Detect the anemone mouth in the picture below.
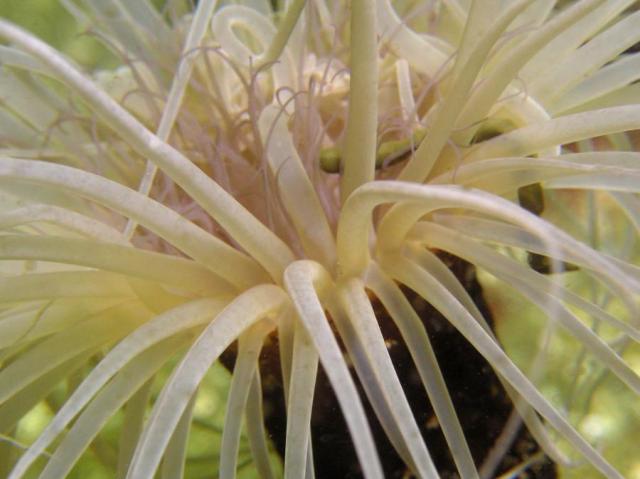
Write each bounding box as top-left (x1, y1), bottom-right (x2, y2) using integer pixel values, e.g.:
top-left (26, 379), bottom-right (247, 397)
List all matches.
top-left (1, 1), bottom-right (640, 478)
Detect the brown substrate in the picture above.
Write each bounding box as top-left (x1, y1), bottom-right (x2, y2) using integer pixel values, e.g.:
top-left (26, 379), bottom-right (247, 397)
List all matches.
top-left (221, 253), bottom-right (557, 478)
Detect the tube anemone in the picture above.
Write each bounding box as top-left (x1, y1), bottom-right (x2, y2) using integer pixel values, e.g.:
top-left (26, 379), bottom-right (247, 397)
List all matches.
top-left (0, 0), bottom-right (639, 478)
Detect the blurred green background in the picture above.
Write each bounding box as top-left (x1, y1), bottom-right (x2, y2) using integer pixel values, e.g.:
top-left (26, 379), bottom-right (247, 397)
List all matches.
top-left (0, 0), bottom-right (118, 69)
